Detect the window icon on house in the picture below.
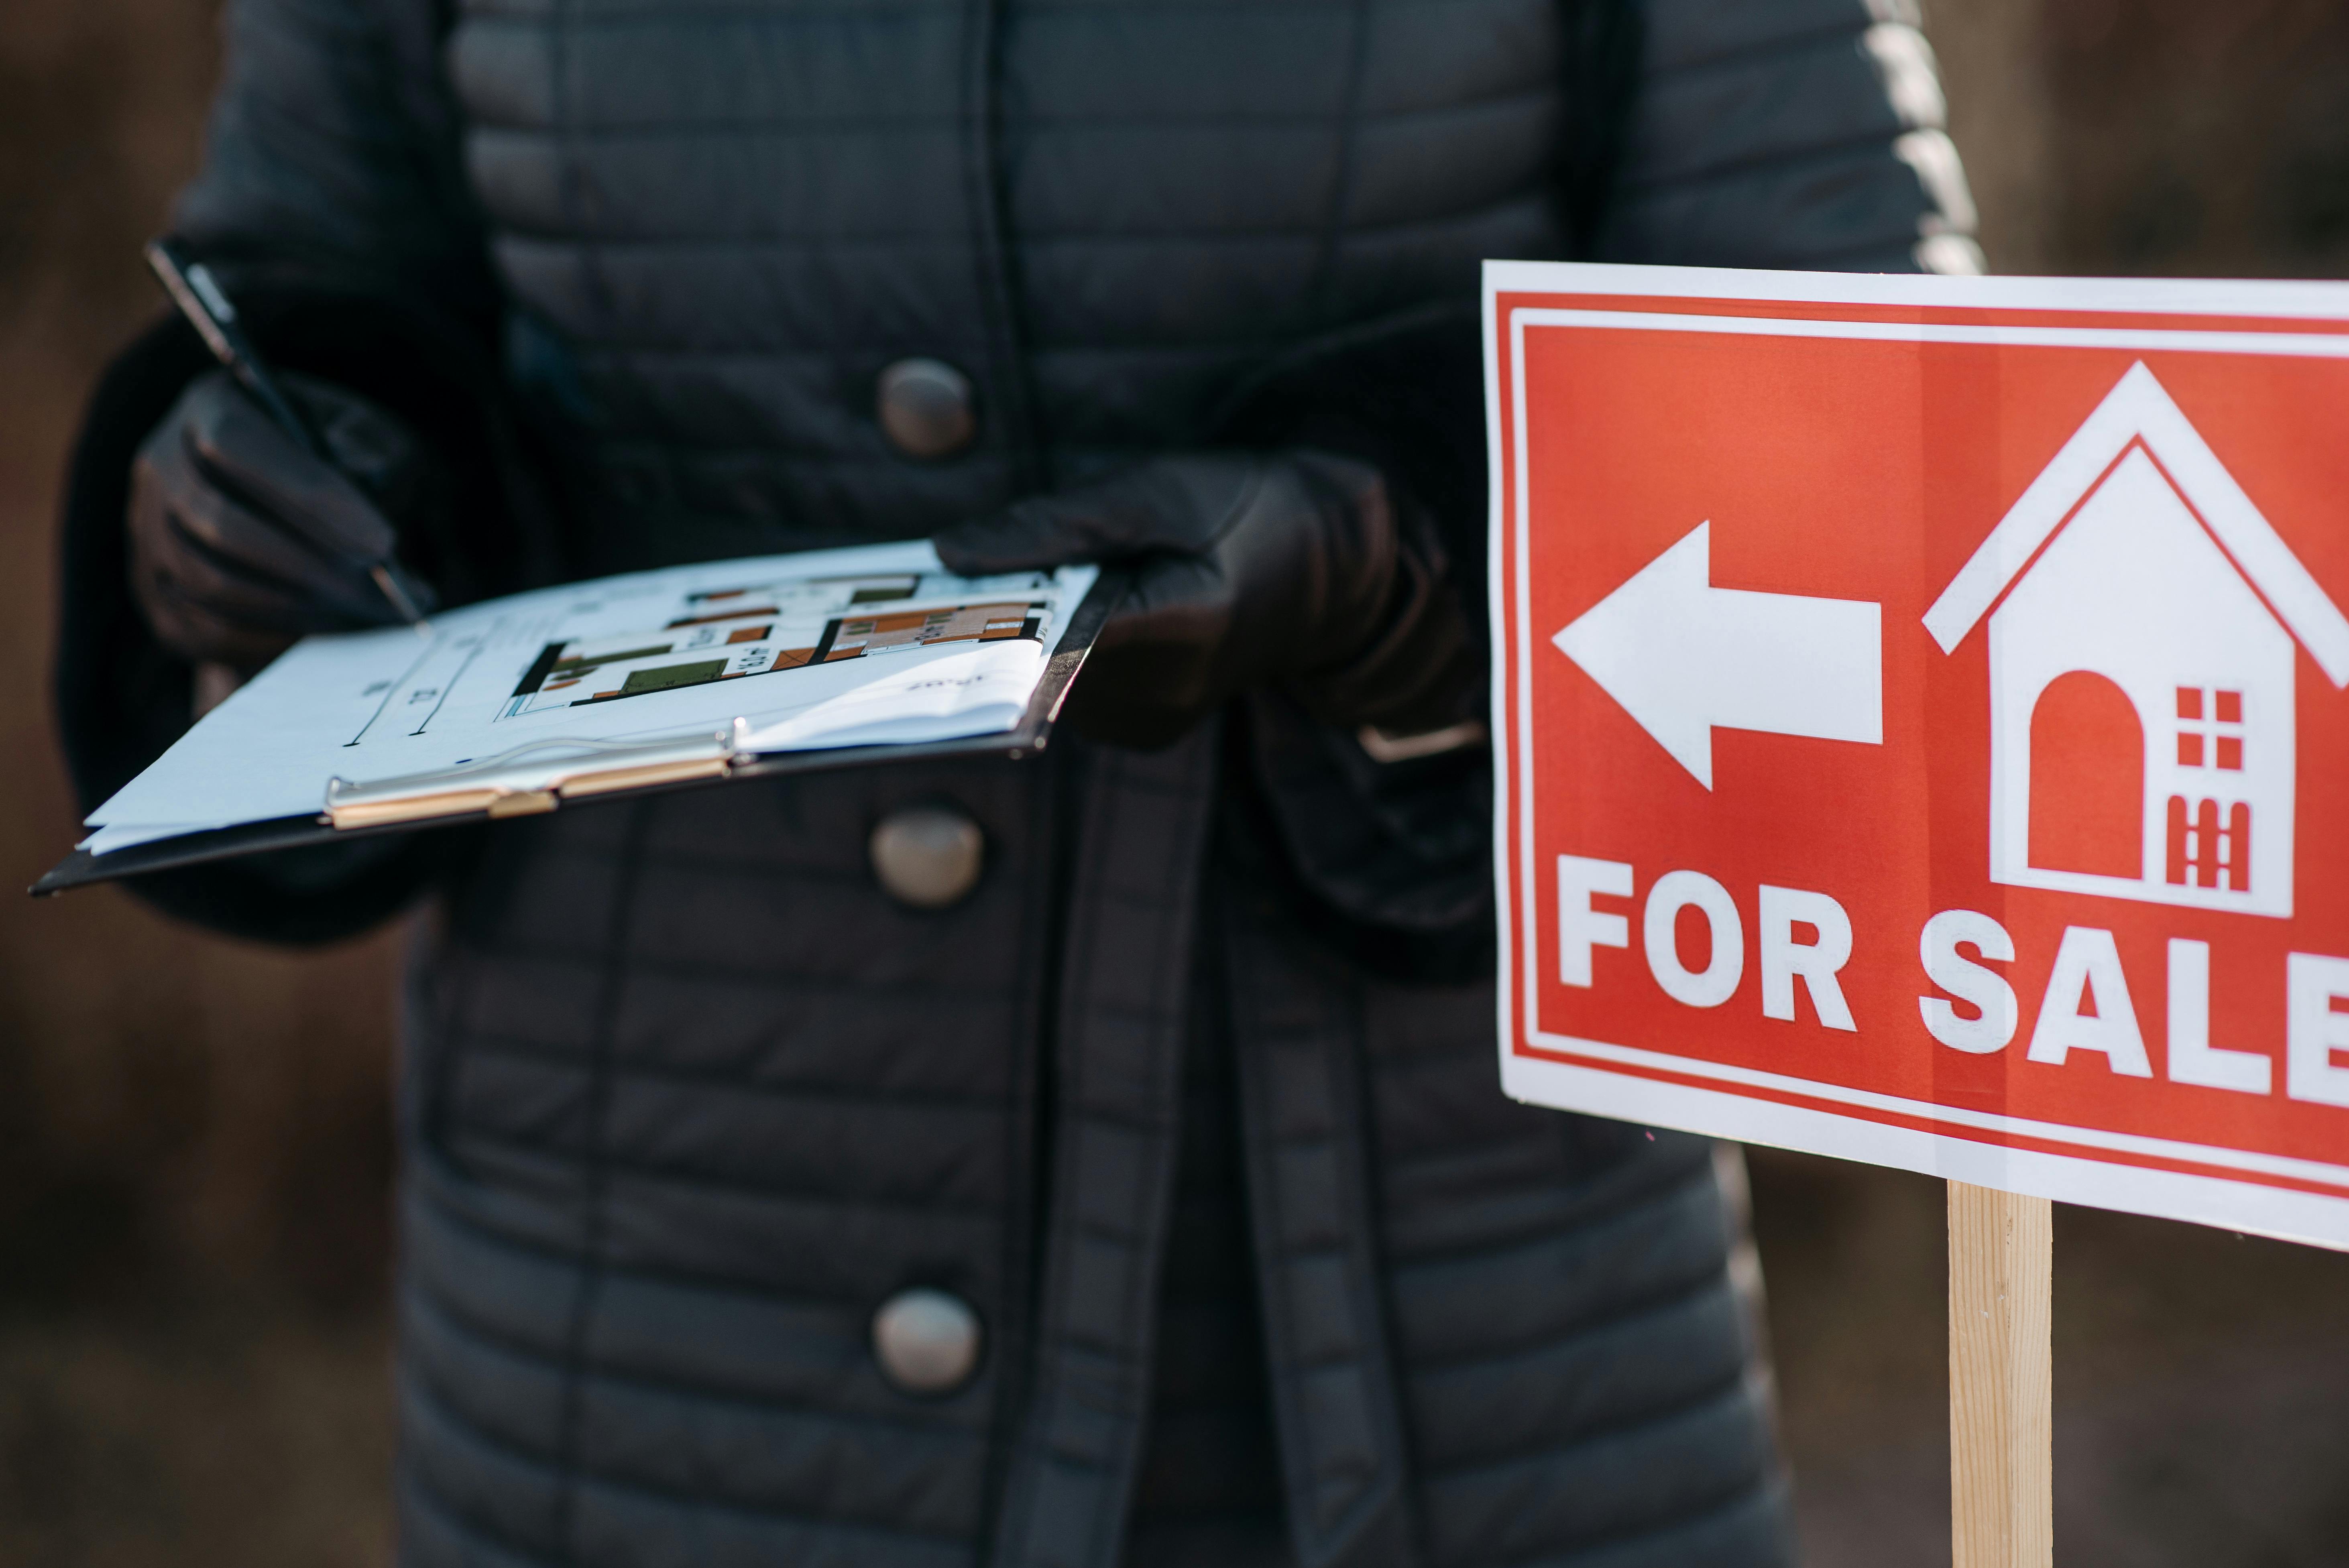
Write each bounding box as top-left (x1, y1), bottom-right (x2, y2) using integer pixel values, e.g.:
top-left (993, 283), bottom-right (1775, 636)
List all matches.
top-left (1923, 362), bottom-right (2349, 920)
top-left (2168, 685), bottom-right (2250, 892)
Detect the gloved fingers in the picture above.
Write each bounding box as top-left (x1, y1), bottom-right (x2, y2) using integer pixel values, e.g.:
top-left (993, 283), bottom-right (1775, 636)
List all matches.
top-left (1058, 554), bottom-right (1230, 748)
top-left (283, 370), bottom-right (431, 512)
top-left (178, 372), bottom-right (403, 567)
top-left (941, 445), bottom-right (1445, 745)
top-left (133, 575), bottom-right (301, 673)
top-left (1289, 545), bottom-right (1476, 734)
top-left (1092, 554), bottom-right (1232, 662)
top-left (150, 502), bottom-right (393, 633)
top-left (934, 454), bottom-right (1266, 575)
top-left (131, 439), bottom-right (397, 628)
top-left (1284, 448), bottom-right (1388, 521)
top-left (134, 434), bottom-right (390, 620)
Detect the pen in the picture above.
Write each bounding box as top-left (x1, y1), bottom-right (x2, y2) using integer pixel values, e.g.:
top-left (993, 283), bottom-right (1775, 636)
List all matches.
top-left (143, 238), bottom-right (430, 628)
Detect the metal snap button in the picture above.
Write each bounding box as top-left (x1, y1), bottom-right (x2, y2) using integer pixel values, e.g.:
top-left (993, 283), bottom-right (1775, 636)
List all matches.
top-left (869, 805), bottom-right (984, 909)
top-left (875, 358), bottom-right (977, 460)
top-left (872, 1287), bottom-right (982, 1395)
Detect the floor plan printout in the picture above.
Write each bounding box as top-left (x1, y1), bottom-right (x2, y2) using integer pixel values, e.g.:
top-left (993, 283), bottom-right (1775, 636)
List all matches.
top-left (84, 543), bottom-right (1097, 855)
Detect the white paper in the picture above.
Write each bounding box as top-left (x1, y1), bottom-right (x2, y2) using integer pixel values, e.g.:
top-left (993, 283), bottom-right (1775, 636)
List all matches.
top-left (86, 542), bottom-right (1097, 853)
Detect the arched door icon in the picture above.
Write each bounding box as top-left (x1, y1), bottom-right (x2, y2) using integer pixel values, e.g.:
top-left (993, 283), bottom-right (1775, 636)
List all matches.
top-left (2027, 669), bottom-right (2143, 878)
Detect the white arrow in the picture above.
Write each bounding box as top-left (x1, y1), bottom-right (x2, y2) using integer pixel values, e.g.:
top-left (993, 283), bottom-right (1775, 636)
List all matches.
top-left (1553, 522), bottom-right (1882, 789)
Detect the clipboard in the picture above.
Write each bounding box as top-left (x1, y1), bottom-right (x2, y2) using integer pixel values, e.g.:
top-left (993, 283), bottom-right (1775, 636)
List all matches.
top-left (34, 568), bottom-right (1122, 896)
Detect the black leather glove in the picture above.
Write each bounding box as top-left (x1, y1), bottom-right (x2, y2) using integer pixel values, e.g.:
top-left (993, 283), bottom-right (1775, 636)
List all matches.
top-left (127, 368), bottom-right (443, 671)
top-left (933, 451), bottom-right (1472, 748)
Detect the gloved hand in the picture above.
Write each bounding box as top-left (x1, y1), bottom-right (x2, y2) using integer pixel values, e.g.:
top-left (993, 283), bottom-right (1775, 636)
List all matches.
top-left (933, 451), bottom-right (1472, 748)
top-left (127, 368), bottom-right (443, 671)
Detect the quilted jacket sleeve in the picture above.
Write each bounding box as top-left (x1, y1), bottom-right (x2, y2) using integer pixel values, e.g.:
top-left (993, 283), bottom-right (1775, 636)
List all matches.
top-left (1600, 0), bottom-right (1984, 274)
top-left (52, 0), bottom-right (533, 945)
top-left (175, 0), bottom-right (486, 301)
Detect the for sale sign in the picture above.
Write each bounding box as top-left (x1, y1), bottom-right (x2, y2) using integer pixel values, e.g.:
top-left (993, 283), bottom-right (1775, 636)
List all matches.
top-left (1488, 262), bottom-right (2349, 1248)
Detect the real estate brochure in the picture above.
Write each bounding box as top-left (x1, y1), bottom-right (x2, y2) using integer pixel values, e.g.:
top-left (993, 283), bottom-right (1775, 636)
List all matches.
top-left (49, 540), bottom-right (1102, 886)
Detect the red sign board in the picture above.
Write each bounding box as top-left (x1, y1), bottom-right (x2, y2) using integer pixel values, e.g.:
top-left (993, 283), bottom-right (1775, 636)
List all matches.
top-left (1487, 263), bottom-right (2349, 1247)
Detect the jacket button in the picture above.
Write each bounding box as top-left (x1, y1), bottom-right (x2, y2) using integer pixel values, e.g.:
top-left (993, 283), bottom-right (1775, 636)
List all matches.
top-left (869, 805), bottom-right (984, 909)
top-left (875, 358), bottom-right (976, 460)
top-left (872, 1288), bottom-right (982, 1394)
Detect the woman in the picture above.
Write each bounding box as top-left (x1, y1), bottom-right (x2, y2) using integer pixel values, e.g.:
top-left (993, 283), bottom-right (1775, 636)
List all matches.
top-left (55, 1), bottom-right (1977, 1563)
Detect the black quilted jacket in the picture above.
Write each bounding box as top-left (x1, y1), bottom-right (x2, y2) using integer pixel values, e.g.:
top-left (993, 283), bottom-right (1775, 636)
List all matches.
top-left (52, 2), bottom-right (1975, 1565)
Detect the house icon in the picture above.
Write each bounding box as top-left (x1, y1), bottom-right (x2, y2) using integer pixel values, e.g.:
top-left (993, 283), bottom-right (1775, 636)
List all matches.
top-left (1924, 362), bottom-right (2349, 920)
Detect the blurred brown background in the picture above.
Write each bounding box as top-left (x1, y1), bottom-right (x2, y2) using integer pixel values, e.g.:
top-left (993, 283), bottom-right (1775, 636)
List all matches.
top-left (3, 2), bottom-right (2348, 1564)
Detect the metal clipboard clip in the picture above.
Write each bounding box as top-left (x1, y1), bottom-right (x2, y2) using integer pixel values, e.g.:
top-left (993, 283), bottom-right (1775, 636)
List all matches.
top-left (324, 723), bottom-right (751, 830)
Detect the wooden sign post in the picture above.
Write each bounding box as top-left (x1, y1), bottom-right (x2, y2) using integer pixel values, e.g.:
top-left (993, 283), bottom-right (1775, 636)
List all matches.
top-left (1949, 1183), bottom-right (2052, 1568)
top-left (1485, 260), bottom-right (2349, 1564)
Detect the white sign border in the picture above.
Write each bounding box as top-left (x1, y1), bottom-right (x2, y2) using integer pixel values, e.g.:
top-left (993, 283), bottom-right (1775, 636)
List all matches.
top-left (1485, 261), bottom-right (2349, 1252)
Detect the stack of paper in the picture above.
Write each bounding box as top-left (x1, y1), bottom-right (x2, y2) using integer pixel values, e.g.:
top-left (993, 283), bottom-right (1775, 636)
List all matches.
top-left (83, 542), bottom-right (1098, 856)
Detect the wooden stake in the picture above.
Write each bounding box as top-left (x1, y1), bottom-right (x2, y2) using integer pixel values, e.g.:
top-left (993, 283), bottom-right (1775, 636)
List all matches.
top-left (1948, 1180), bottom-right (2052, 1568)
